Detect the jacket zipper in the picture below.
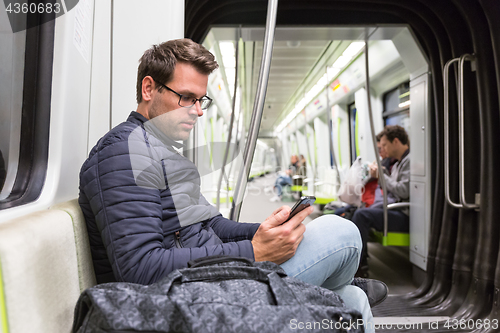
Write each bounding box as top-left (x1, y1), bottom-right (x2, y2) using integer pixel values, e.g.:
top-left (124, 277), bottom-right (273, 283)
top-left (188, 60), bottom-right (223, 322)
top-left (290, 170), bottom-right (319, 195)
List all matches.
top-left (174, 231), bottom-right (183, 248)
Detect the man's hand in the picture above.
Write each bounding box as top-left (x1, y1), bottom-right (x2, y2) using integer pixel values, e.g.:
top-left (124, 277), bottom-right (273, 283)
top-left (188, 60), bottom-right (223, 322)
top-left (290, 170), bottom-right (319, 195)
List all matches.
top-left (369, 162), bottom-right (379, 178)
top-left (251, 205), bottom-right (312, 264)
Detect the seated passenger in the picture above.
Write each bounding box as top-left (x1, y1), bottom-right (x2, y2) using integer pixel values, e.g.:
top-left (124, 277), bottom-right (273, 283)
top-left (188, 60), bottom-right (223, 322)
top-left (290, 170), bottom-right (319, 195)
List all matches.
top-left (78, 39), bottom-right (386, 332)
top-left (294, 154), bottom-right (307, 192)
top-left (270, 155), bottom-right (299, 202)
top-left (351, 125), bottom-right (410, 277)
top-left (334, 131), bottom-right (397, 218)
top-left (298, 154), bottom-right (307, 179)
top-left (377, 131), bottom-right (398, 174)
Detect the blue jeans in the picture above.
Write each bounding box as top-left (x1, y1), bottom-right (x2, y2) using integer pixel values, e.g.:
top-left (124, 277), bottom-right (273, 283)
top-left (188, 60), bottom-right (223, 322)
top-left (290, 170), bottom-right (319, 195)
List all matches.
top-left (274, 175), bottom-right (292, 196)
top-left (280, 214), bottom-right (374, 333)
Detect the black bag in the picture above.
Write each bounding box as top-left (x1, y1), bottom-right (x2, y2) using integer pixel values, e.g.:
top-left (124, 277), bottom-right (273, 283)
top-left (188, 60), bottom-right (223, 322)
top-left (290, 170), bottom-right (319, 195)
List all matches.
top-left (72, 256), bottom-right (364, 333)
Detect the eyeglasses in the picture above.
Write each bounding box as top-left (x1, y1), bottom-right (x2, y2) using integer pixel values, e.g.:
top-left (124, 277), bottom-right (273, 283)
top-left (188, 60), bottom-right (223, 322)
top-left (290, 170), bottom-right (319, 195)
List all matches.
top-left (153, 79), bottom-right (212, 110)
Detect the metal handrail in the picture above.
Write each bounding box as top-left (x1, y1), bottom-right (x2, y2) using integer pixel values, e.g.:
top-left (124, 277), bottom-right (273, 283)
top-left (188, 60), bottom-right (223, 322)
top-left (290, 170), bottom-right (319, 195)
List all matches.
top-left (325, 68), bottom-right (342, 191)
top-left (364, 34), bottom-right (389, 238)
top-left (443, 57), bottom-right (463, 208)
top-left (230, 0), bottom-right (278, 221)
top-left (443, 54), bottom-right (480, 210)
top-left (303, 116), bottom-right (316, 197)
top-left (458, 54), bottom-right (479, 209)
top-left (387, 202), bottom-right (410, 210)
top-left (216, 28), bottom-right (241, 210)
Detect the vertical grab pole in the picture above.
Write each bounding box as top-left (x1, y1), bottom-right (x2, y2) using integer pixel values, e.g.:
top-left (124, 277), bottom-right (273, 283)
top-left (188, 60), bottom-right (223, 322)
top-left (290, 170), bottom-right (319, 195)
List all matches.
top-left (443, 57), bottom-right (463, 208)
top-left (325, 69), bottom-right (341, 189)
top-left (216, 28), bottom-right (241, 210)
top-left (230, 0), bottom-right (278, 221)
top-left (363, 32), bottom-right (389, 241)
top-left (458, 54), bottom-right (479, 209)
top-left (303, 108), bottom-right (316, 196)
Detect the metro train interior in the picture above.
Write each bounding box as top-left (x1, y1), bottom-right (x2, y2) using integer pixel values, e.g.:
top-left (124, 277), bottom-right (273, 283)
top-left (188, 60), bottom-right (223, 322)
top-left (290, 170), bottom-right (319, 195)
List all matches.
top-left (1, 0), bottom-right (500, 332)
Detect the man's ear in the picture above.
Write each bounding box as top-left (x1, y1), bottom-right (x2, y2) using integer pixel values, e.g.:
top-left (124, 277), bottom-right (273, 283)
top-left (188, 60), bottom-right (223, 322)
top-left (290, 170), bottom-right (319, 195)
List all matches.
top-left (141, 76), bottom-right (156, 102)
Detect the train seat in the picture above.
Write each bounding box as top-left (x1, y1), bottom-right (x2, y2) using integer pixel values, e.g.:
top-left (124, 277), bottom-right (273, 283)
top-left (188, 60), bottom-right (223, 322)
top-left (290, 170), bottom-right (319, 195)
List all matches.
top-left (304, 168), bottom-right (338, 205)
top-left (370, 229), bottom-right (410, 246)
top-left (0, 199), bottom-right (96, 333)
top-left (369, 202), bottom-right (410, 246)
top-left (52, 199), bottom-right (97, 291)
top-left (291, 174), bottom-right (305, 193)
top-left (321, 201), bottom-right (410, 247)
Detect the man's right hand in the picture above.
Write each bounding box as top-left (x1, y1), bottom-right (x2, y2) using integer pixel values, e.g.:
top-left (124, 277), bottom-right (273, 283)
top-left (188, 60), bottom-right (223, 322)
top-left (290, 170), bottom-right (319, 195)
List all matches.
top-left (251, 205), bottom-right (312, 264)
top-left (369, 162), bottom-right (379, 178)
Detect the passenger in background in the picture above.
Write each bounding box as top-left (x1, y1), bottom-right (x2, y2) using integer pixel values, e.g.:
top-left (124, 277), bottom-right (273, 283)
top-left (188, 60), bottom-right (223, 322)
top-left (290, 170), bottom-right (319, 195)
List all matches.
top-left (376, 131), bottom-right (397, 174)
top-left (334, 131), bottom-right (395, 218)
top-left (293, 154), bottom-right (307, 195)
top-left (78, 39), bottom-right (386, 332)
top-left (299, 154), bottom-right (307, 176)
top-left (351, 125), bottom-right (410, 277)
top-left (361, 132), bottom-right (399, 209)
top-left (0, 150), bottom-right (6, 191)
top-left (269, 154), bottom-right (299, 202)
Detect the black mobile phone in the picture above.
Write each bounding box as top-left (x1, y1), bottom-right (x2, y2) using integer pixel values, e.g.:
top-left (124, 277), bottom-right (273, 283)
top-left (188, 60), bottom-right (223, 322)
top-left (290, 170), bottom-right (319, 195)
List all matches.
top-left (284, 196), bottom-right (316, 222)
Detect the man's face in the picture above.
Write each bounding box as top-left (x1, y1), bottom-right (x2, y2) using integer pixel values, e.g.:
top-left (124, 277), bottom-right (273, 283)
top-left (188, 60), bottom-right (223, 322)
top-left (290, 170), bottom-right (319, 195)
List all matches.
top-left (377, 141), bottom-right (388, 159)
top-left (380, 135), bottom-right (397, 159)
top-left (148, 62), bottom-right (209, 141)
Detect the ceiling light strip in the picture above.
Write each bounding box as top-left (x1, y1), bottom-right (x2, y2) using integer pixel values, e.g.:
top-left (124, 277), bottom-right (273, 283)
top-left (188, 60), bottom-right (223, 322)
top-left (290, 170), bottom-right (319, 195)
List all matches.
top-left (276, 41), bottom-right (365, 133)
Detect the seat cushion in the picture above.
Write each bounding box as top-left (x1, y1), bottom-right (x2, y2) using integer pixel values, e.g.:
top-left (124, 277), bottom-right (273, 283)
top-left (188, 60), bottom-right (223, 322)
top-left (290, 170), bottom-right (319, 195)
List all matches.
top-left (0, 209), bottom-right (80, 333)
top-left (52, 199), bottom-right (97, 291)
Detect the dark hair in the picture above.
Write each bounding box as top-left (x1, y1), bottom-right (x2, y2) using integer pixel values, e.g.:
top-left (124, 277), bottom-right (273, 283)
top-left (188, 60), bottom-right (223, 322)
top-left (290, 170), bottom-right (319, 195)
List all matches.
top-left (382, 125), bottom-right (409, 145)
top-left (136, 39), bottom-right (219, 103)
top-left (376, 131), bottom-right (384, 142)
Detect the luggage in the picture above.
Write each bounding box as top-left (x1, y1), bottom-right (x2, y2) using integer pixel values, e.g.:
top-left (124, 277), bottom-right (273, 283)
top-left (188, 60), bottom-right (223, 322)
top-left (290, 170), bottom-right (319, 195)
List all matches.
top-left (72, 256), bottom-right (364, 333)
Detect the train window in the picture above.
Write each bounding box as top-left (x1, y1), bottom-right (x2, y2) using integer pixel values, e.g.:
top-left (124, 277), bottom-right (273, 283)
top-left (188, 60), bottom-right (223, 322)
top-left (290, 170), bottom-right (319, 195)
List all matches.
top-left (0, 7), bottom-right (55, 209)
top-left (382, 82), bottom-right (410, 131)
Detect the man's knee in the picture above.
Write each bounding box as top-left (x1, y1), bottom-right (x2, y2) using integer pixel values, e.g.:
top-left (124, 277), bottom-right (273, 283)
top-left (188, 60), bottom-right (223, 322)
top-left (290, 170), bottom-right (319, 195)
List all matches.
top-left (352, 209), bottom-right (374, 225)
top-left (309, 214), bottom-right (362, 249)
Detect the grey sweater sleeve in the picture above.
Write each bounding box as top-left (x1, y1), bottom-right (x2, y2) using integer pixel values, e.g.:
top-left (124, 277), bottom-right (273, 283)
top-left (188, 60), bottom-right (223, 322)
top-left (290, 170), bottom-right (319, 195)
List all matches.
top-left (383, 156), bottom-right (410, 200)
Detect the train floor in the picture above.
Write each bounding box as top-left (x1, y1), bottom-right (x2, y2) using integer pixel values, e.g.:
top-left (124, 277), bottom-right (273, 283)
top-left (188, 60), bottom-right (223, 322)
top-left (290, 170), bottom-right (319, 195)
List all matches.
top-left (238, 173), bottom-right (471, 332)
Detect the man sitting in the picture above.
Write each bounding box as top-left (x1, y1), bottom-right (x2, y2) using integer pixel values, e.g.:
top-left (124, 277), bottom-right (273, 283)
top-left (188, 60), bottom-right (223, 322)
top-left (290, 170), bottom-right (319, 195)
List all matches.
top-left (78, 39), bottom-right (387, 332)
top-left (333, 131), bottom-right (397, 218)
top-left (351, 125), bottom-right (410, 277)
top-left (270, 154), bottom-right (299, 202)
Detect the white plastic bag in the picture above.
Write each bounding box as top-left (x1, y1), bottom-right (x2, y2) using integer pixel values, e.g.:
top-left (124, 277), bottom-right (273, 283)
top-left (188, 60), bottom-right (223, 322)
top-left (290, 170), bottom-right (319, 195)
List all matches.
top-left (338, 157), bottom-right (367, 207)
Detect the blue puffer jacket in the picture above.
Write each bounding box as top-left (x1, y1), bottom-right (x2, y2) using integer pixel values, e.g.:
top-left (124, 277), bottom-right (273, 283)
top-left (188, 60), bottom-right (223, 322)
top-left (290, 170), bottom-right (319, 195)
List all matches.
top-left (79, 112), bottom-right (260, 285)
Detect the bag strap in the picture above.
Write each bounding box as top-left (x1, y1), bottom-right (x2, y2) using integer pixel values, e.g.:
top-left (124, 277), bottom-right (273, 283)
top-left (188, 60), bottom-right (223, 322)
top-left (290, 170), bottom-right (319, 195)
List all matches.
top-left (187, 255), bottom-right (254, 268)
top-left (163, 266), bottom-right (299, 306)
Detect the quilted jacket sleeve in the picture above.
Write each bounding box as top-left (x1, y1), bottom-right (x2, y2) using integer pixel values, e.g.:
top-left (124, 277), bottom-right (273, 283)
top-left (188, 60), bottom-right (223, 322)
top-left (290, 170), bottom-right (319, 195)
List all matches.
top-left (207, 215), bottom-right (261, 242)
top-left (84, 135), bottom-right (258, 285)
